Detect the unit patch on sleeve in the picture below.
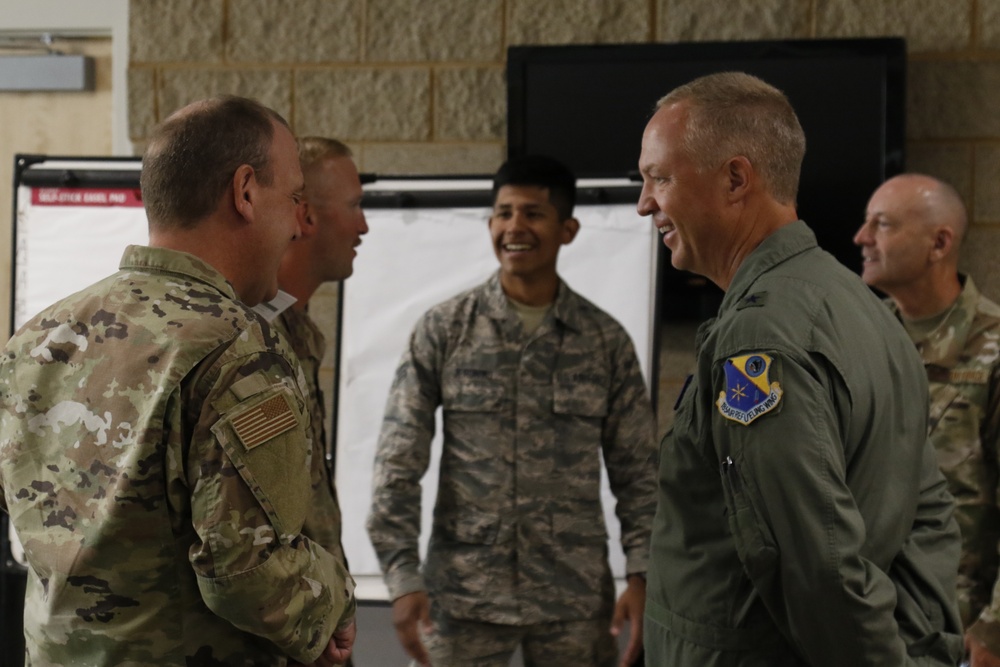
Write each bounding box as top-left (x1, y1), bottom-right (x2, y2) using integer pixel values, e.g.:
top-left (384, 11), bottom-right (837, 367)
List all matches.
top-left (716, 353), bottom-right (783, 425)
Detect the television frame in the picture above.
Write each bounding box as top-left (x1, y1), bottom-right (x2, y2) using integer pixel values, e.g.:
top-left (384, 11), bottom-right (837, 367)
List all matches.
top-left (507, 38), bottom-right (907, 317)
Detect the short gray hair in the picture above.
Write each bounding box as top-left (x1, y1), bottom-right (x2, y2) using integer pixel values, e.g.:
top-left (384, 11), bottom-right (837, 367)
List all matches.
top-left (141, 95), bottom-right (288, 230)
top-left (658, 71), bottom-right (806, 205)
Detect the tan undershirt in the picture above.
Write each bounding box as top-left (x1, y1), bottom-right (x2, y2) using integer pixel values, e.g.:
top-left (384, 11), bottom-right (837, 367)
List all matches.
top-left (508, 297), bottom-right (552, 335)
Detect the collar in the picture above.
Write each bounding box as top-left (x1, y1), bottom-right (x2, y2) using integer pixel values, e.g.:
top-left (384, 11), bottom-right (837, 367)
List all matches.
top-left (482, 271), bottom-right (584, 333)
top-left (719, 221), bottom-right (818, 313)
top-left (900, 274), bottom-right (980, 368)
top-left (118, 245), bottom-right (238, 301)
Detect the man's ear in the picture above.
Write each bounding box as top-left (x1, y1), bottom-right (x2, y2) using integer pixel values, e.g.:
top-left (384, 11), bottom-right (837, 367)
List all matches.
top-left (929, 226), bottom-right (955, 262)
top-left (724, 156), bottom-right (752, 201)
top-left (560, 217), bottom-right (580, 245)
top-left (296, 200), bottom-right (314, 237)
top-left (232, 164), bottom-right (257, 222)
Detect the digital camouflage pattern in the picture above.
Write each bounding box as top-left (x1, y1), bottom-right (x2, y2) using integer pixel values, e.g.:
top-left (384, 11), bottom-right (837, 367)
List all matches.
top-left (420, 607), bottom-right (617, 666)
top-left (0, 246), bottom-right (355, 667)
top-left (273, 307), bottom-right (347, 565)
top-left (891, 276), bottom-right (1000, 650)
top-left (646, 222), bottom-right (963, 666)
top-left (367, 272), bottom-right (657, 628)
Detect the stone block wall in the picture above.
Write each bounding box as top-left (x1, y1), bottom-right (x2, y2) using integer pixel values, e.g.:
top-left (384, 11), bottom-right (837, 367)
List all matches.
top-left (128, 0), bottom-right (1000, 433)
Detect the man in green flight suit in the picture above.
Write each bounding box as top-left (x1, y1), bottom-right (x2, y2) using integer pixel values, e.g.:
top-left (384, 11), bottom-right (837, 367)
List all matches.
top-left (0, 96), bottom-right (356, 666)
top-left (857, 174), bottom-right (1000, 666)
top-left (638, 72), bottom-right (963, 665)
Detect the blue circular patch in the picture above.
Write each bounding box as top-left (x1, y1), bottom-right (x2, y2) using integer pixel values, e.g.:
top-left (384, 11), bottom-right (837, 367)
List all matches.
top-left (746, 355), bottom-right (766, 377)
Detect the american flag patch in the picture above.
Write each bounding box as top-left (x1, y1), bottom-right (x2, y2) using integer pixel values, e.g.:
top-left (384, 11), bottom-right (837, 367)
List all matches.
top-left (231, 393), bottom-right (298, 449)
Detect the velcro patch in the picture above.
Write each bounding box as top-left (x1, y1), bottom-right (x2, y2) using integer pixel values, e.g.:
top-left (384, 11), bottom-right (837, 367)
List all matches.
top-left (950, 369), bottom-right (990, 385)
top-left (231, 393), bottom-right (298, 449)
top-left (716, 353), bottom-right (782, 425)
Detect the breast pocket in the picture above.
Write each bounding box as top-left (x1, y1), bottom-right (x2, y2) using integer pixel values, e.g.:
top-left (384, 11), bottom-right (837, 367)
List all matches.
top-left (928, 380), bottom-right (987, 481)
top-left (552, 372), bottom-right (609, 419)
top-left (441, 369), bottom-right (504, 413)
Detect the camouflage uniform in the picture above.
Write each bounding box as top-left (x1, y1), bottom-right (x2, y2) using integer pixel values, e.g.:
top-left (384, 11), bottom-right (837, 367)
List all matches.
top-left (645, 222), bottom-right (963, 666)
top-left (889, 276), bottom-right (1000, 649)
top-left (273, 306), bottom-right (347, 565)
top-left (0, 246), bottom-right (355, 667)
top-left (367, 272), bottom-right (656, 664)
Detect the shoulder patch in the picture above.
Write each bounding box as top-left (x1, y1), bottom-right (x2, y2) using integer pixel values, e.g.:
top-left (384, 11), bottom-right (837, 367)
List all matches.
top-left (230, 393), bottom-right (298, 449)
top-left (716, 353), bottom-right (782, 425)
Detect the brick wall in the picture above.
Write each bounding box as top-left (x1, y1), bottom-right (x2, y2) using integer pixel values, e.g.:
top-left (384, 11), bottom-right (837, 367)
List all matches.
top-left (128, 0), bottom-right (1000, 431)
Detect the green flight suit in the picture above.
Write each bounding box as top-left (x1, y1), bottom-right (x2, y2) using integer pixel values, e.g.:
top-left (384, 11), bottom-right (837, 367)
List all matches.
top-left (645, 221), bottom-right (963, 666)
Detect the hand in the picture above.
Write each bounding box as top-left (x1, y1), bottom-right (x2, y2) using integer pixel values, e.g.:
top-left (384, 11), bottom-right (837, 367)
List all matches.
top-left (610, 574), bottom-right (646, 667)
top-left (292, 620), bottom-right (356, 667)
top-left (392, 591), bottom-right (433, 667)
top-left (967, 632), bottom-right (1000, 667)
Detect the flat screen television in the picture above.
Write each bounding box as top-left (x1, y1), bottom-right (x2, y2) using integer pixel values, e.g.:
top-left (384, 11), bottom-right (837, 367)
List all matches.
top-left (507, 38), bottom-right (906, 318)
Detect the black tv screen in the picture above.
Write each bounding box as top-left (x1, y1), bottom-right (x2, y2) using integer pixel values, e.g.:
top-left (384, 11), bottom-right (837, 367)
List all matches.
top-left (507, 39), bottom-right (906, 317)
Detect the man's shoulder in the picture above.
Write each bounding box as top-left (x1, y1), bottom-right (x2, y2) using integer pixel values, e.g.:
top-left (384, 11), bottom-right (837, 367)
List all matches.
top-left (416, 280), bottom-right (492, 326)
top-left (973, 291), bottom-right (1000, 324)
top-left (552, 281), bottom-right (632, 340)
top-left (715, 255), bottom-right (895, 357)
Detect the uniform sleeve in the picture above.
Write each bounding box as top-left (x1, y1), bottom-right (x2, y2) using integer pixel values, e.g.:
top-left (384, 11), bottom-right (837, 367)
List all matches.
top-left (968, 362), bottom-right (1000, 651)
top-left (367, 314), bottom-right (442, 601)
top-left (183, 350), bottom-right (355, 665)
top-left (600, 331), bottom-right (657, 576)
top-left (716, 351), bottom-right (911, 665)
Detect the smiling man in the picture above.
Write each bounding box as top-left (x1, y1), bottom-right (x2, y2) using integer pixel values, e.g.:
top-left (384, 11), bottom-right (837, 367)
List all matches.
top-left (274, 136), bottom-right (368, 570)
top-left (368, 155), bottom-right (657, 667)
top-left (638, 72), bottom-right (963, 666)
top-left (856, 174), bottom-right (1000, 666)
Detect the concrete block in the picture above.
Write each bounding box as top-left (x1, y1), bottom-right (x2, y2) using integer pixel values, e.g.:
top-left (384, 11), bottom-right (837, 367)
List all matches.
top-left (159, 69), bottom-right (292, 121)
top-left (905, 142), bottom-right (973, 204)
top-left (980, 0), bottom-right (1000, 49)
top-left (359, 142), bottom-right (503, 175)
top-left (129, 0), bottom-right (224, 63)
top-left (127, 66), bottom-right (156, 140)
top-left (367, 0), bottom-right (502, 62)
top-left (908, 61), bottom-right (1000, 139)
top-left (960, 226), bottom-right (1000, 302)
top-left (815, 0), bottom-right (971, 52)
top-left (435, 68), bottom-right (505, 141)
top-left (508, 0), bottom-right (649, 45)
top-left (295, 68), bottom-right (431, 141)
top-left (974, 143), bottom-right (1000, 223)
top-left (227, 0), bottom-right (360, 63)
top-left (658, 0), bottom-right (810, 41)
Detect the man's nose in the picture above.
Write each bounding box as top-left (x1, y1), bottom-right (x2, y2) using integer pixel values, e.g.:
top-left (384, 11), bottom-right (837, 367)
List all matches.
top-left (637, 183), bottom-right (657, 217)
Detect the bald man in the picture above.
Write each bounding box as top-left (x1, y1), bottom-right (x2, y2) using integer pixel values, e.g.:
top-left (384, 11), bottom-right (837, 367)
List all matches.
top-left (856, 173), bottom-right (1000, 665)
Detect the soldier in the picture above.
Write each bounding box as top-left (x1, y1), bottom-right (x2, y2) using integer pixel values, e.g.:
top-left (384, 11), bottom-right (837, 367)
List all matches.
top-left (367, 155), bottom-right (657, 667)
top-left (274, 136), bottom-right (368, 565)
top-left (638, 72), bottom-right (963, 665)
top-left (0, 96), bottom-right (355, 666)
top-left (855, 173), bottom-right (1000, 666)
